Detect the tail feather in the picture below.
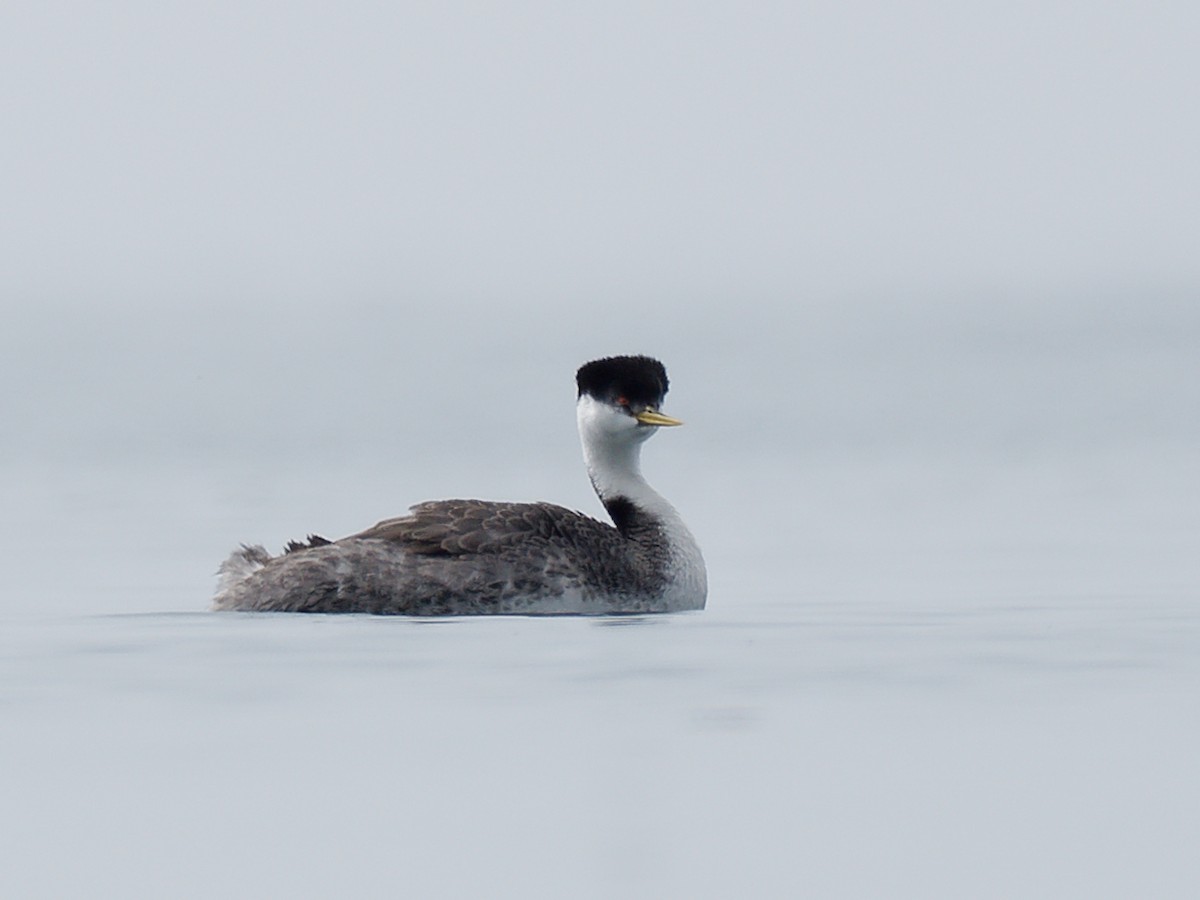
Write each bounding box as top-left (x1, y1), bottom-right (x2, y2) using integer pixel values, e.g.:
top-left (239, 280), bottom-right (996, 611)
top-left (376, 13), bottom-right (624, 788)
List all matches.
top-left (213, 544), bottom-right (272, 610)
top-left (284, 534), bottom-right (332, 554)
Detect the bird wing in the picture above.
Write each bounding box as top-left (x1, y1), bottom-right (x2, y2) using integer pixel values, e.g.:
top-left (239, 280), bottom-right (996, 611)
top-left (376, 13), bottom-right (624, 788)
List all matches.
top-left (350, 499), bottom-right (622, 558)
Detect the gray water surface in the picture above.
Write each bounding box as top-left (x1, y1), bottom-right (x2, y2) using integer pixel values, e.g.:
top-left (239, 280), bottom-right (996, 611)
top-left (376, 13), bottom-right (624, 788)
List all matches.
top-left (3, 423), bottom-right (1197, 898)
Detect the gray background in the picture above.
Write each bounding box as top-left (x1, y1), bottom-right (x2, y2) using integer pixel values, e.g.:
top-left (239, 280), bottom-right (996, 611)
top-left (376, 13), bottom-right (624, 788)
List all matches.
top-left (2, 3), bottom-right (1198, 897)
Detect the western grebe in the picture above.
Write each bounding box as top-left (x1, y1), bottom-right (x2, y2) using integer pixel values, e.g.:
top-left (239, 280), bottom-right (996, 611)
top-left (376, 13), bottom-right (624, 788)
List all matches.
top-left (212, 355), bottom-right (707, 615)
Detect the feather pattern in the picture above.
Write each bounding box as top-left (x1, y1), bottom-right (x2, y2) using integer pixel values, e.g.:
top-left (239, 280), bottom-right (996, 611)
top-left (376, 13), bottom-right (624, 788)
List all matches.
top-left (214, 500), bottom-right (673, 615)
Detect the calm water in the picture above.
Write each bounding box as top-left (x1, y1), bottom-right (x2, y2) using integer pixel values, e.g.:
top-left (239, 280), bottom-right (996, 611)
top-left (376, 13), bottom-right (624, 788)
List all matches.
top-left (3, 443), bottom-right (1198, 899)
top-left (2, 300), bottom-right (1198, 897)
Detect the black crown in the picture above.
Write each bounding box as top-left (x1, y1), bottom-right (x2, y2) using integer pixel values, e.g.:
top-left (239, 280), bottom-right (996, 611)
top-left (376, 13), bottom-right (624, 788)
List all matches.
top-left (576, 355), bottom-right (669, 405)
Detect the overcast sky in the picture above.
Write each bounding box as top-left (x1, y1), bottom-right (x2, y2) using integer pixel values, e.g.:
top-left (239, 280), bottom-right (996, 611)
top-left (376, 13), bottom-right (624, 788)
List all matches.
top-left (2, 1), bottom-right (1197, 480)
top-left (3, 1), bottom-right (1197, 314)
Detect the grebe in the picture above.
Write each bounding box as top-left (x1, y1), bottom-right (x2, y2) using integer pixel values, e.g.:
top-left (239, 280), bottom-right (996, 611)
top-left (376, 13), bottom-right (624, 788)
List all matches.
top-left (213, 355), bottom-right (706, 614)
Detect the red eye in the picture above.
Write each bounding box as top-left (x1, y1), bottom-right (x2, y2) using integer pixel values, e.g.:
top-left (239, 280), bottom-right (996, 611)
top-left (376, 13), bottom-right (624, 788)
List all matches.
top-left (616, 396), bottom-right (629, 406)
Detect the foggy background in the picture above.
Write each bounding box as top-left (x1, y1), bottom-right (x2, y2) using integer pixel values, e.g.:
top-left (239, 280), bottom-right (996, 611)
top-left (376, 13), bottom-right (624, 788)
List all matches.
top-left (4, 0), bottom-right (1197, 462)
top-left (2, 2), bottom-right (1198, 897)
top-left (3, 0), bottom-right (1196, 611)
top-left (4, 1), bottom-right (1199, 306)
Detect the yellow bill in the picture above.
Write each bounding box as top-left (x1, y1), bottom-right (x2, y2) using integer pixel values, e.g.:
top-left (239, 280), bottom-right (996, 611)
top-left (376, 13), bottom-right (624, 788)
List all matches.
top-left (635, 409), bottom-right (684, 427)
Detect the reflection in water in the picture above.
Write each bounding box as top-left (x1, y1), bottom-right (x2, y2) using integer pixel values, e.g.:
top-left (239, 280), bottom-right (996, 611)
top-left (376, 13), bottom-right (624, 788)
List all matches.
top-left (592, 615), bottom-right (659, 627)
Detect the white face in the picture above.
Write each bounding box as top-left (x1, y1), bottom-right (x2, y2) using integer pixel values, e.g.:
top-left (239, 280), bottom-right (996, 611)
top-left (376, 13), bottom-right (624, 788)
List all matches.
top-left (576, 394), bottom-right (658, 447)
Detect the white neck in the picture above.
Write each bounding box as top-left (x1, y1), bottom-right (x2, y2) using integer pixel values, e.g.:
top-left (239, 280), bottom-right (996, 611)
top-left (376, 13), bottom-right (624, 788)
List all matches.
top-left (575, 395), bottom-right (708, 609)
top-left (576, 396), bottom-right (669, 515)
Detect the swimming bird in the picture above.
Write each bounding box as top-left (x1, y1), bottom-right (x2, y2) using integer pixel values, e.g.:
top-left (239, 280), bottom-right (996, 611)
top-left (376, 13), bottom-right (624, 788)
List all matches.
top-left (212, 355), bottom-right (706, 615)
